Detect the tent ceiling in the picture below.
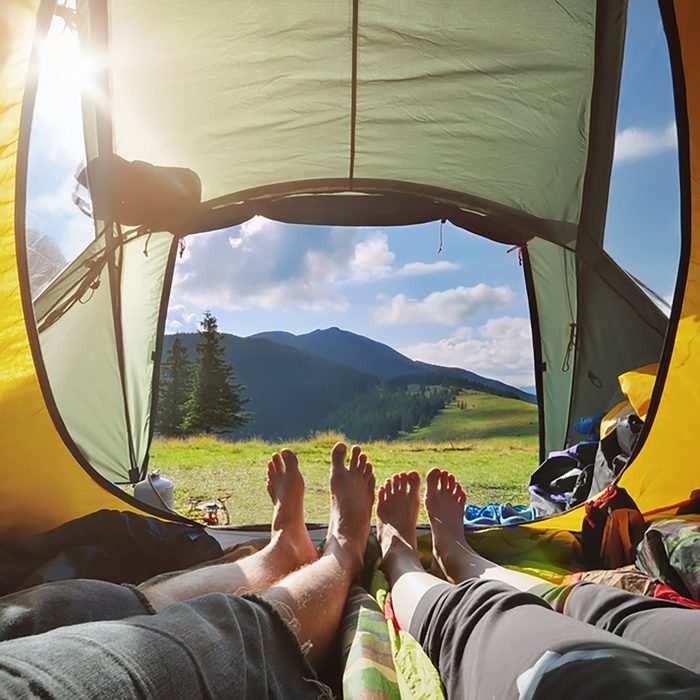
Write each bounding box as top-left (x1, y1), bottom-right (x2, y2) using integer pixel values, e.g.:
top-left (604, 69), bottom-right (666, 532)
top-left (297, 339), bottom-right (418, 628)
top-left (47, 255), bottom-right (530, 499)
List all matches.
top-left (80, 0), bottom-right (617, 242)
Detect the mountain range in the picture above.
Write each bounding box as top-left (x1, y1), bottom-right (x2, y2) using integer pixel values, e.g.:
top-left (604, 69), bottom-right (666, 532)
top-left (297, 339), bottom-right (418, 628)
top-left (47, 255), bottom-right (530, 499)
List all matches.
top-left (162, 327), bottom-right (535, 440)
top-left (253, 327), bottom-right (535, 402)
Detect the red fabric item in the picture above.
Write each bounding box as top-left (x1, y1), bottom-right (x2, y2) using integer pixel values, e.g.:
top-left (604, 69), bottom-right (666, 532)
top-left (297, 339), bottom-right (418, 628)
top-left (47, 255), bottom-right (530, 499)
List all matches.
top-left (384, 593), bottom-right (401, 633)
top-left (654, 583), bottom-right (700, 609)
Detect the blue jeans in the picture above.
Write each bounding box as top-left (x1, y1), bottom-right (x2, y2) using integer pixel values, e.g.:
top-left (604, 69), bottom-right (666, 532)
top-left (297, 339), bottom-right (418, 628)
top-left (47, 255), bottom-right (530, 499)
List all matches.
top-left (0, 580), bottom-right (329, 699)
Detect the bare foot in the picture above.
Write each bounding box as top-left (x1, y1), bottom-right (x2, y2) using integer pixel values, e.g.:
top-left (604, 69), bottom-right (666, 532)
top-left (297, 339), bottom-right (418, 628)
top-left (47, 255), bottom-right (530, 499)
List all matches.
top-left (267, 449), bottom-right (318, 568)
top-left (325, 443), bottom-right (375, 576)
top-left (425, 468), bottom-right (468, 581)
top-left (375, 470), bottom-right (424, 587)
top-left (376, 471), bottom-right (421, 554)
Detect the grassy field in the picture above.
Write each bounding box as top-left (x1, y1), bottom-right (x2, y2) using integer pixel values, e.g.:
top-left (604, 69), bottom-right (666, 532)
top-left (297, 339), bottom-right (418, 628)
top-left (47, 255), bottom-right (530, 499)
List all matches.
top-left (406, 389), bottom-right (539, 441)
top-left (148, 390), bottom-right (540, 525)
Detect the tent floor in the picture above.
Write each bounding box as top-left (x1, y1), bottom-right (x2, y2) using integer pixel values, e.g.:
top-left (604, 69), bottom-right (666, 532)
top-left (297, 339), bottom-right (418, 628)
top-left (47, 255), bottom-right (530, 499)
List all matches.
top-left (206, 523), bottom-right (433, 549)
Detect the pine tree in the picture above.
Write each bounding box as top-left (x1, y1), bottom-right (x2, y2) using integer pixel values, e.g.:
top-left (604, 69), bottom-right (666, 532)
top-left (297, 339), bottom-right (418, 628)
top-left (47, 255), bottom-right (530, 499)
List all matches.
top-left (156, 334), bottom-right (193, 436)
top-left (182, 311), bottom-right (250, 434)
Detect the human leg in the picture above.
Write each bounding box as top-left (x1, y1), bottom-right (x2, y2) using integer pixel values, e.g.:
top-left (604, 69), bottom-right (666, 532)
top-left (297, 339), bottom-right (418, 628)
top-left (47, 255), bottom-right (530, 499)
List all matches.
top-left (262, 442), bottom-right (376, 668)
top-left (0, 443), bottom-right (375, 698)
top-left (425, 467), bottom-right (544, 591)
top-left (542, 581), bottom-right (700, 673)
top-left (0, 579), bottom-right (152, 642)
top-left (428, 468), bottom-right (700, 673)
top-left (409, 577), bottom-right (700, 700)
top-left (0, 449), bottom-right (316, 642)
top-left (0, 590), bottom-right (330, 699)
top-left (141, 448), bottom-right (318, 611)
top-left (379, 471), bottom-right (700, 699)
top-left (375, 469), bottom-right (540, 630)
top-left (376, 470), bottom-right (447, 630)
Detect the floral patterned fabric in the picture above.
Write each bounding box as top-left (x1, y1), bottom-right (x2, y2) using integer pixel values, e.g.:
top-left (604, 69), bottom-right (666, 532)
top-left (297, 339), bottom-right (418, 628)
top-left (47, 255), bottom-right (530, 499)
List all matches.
top-left (636, 516), bottom-right (700, 601)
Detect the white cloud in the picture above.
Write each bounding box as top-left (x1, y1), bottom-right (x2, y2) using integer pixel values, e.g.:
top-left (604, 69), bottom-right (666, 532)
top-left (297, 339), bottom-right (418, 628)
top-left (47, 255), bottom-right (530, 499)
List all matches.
top-left (347, 233), bottom-right (395, 281)
top-left (228, 215), bottom-right (270, 250)
top-left (613, 122), bottom-right (677, 164)
top-left (397, 261), bottom-right (460, 276)
top-left (172, 220), bottom-right (461, 314)
top-left (374, 284), bottom-right (514, 326)
top-left (165, 304), bottom-right (199, 332)
top-left (173, 219), bottom-right (354, 312)
top-left (401, 317), bottom-right (534, 386)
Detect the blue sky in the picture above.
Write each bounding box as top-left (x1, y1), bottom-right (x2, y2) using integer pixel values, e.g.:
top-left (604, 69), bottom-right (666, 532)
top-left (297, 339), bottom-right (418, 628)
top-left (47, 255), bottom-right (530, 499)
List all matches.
top-left (27, 1), bottom-right (680, 389)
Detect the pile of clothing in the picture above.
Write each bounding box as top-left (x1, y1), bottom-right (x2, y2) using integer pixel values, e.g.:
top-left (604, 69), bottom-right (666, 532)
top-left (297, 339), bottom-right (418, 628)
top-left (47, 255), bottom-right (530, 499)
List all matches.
top-left (528, 412), bottom-right (645, 518)
top-left (568, 511), bottom-right (700, 610)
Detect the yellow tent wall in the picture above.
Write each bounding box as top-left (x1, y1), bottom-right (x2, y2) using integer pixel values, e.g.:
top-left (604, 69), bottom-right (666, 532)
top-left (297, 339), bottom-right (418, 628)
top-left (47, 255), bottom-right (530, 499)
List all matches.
top-left (530, 0), bottom-right (699, 532)
top-left (0, 0), bottom-right (162, 539)
top-left (617, 0), bottom-right (700, 512)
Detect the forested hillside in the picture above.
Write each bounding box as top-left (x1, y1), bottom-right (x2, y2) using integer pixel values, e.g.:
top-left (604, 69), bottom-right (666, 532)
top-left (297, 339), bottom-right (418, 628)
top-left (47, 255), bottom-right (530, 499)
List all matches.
top-left (160, 328), bottom-right (535, 441)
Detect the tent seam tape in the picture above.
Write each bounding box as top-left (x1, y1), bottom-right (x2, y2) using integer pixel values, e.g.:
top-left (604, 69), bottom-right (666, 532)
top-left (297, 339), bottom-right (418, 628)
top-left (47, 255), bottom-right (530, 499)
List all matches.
top-left (348, 0), bottom-right (359, 186)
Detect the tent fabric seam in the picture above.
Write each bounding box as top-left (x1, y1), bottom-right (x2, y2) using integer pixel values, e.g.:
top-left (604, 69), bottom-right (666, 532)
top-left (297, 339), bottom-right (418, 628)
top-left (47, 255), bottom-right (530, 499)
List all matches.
top-left (141, 235), bottom-right (181, 480)
top-left (108, 222), bottom-right (139, 479)
top-left (348, 0), bottom-right (359, 186)
top-left (522, 246), bottom-right (547, 463)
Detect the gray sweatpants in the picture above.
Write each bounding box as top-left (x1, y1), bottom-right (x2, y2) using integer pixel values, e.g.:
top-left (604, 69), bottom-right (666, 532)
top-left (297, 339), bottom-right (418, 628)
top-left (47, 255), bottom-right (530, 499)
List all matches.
top-left (0, 580), bottom-right (329, 699)
top-left (410, 579), bottom-right (700, 700)
top-left (539, 580), bottom-right (700, 673)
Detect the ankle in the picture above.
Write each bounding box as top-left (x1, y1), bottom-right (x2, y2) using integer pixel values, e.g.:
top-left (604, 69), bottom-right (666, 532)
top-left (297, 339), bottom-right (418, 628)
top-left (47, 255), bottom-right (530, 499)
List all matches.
top-left (380, 536), bottom-right (424, 585)
top-left (324, 534), bottom-right (365, 577)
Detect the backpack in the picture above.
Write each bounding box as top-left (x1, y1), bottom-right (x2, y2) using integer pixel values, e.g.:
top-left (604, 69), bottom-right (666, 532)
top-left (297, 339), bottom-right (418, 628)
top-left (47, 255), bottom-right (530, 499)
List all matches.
top-left (528, 443), bottom-right (598, 517)
top-left (589, 413), bottom-right (644, 497)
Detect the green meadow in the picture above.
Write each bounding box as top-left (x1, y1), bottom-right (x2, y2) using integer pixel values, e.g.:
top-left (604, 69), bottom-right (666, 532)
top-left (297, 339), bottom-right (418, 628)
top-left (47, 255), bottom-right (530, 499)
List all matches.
top-left (148, 390), bottom-right (540, 525)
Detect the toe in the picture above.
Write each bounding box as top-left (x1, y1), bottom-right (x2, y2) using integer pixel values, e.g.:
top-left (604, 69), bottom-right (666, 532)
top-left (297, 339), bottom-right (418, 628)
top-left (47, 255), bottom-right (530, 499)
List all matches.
top-left (331, 442), bottom-right (347, 473)
top-left (266, 462), bottom-right (276, 499)
top-left (447, 474), bottom-right (455, 492)
top-left (440, 470), bottom-right (449, 491)
top-left (384, 477), bottom-right (393, 494)
top-left (280, 448), bottom-right (299, 474)
top-left (392, 474), bottom-right (402, 493)
top-left (272, 452), bottom-right (285, 473)
top-left (426, 468), bottom-right (441, 493)
top-left (358, 452), bottom-right (367, 473)
top-left (407, 471), bottom-right (420, 493)
top-left (349, 445), bottom-right (361, 471)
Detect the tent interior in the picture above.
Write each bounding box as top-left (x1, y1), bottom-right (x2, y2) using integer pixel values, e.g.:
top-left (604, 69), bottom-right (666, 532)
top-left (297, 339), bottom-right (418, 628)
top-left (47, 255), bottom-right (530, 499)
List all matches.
top-left (1, 0), bottom-right (698, 562)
